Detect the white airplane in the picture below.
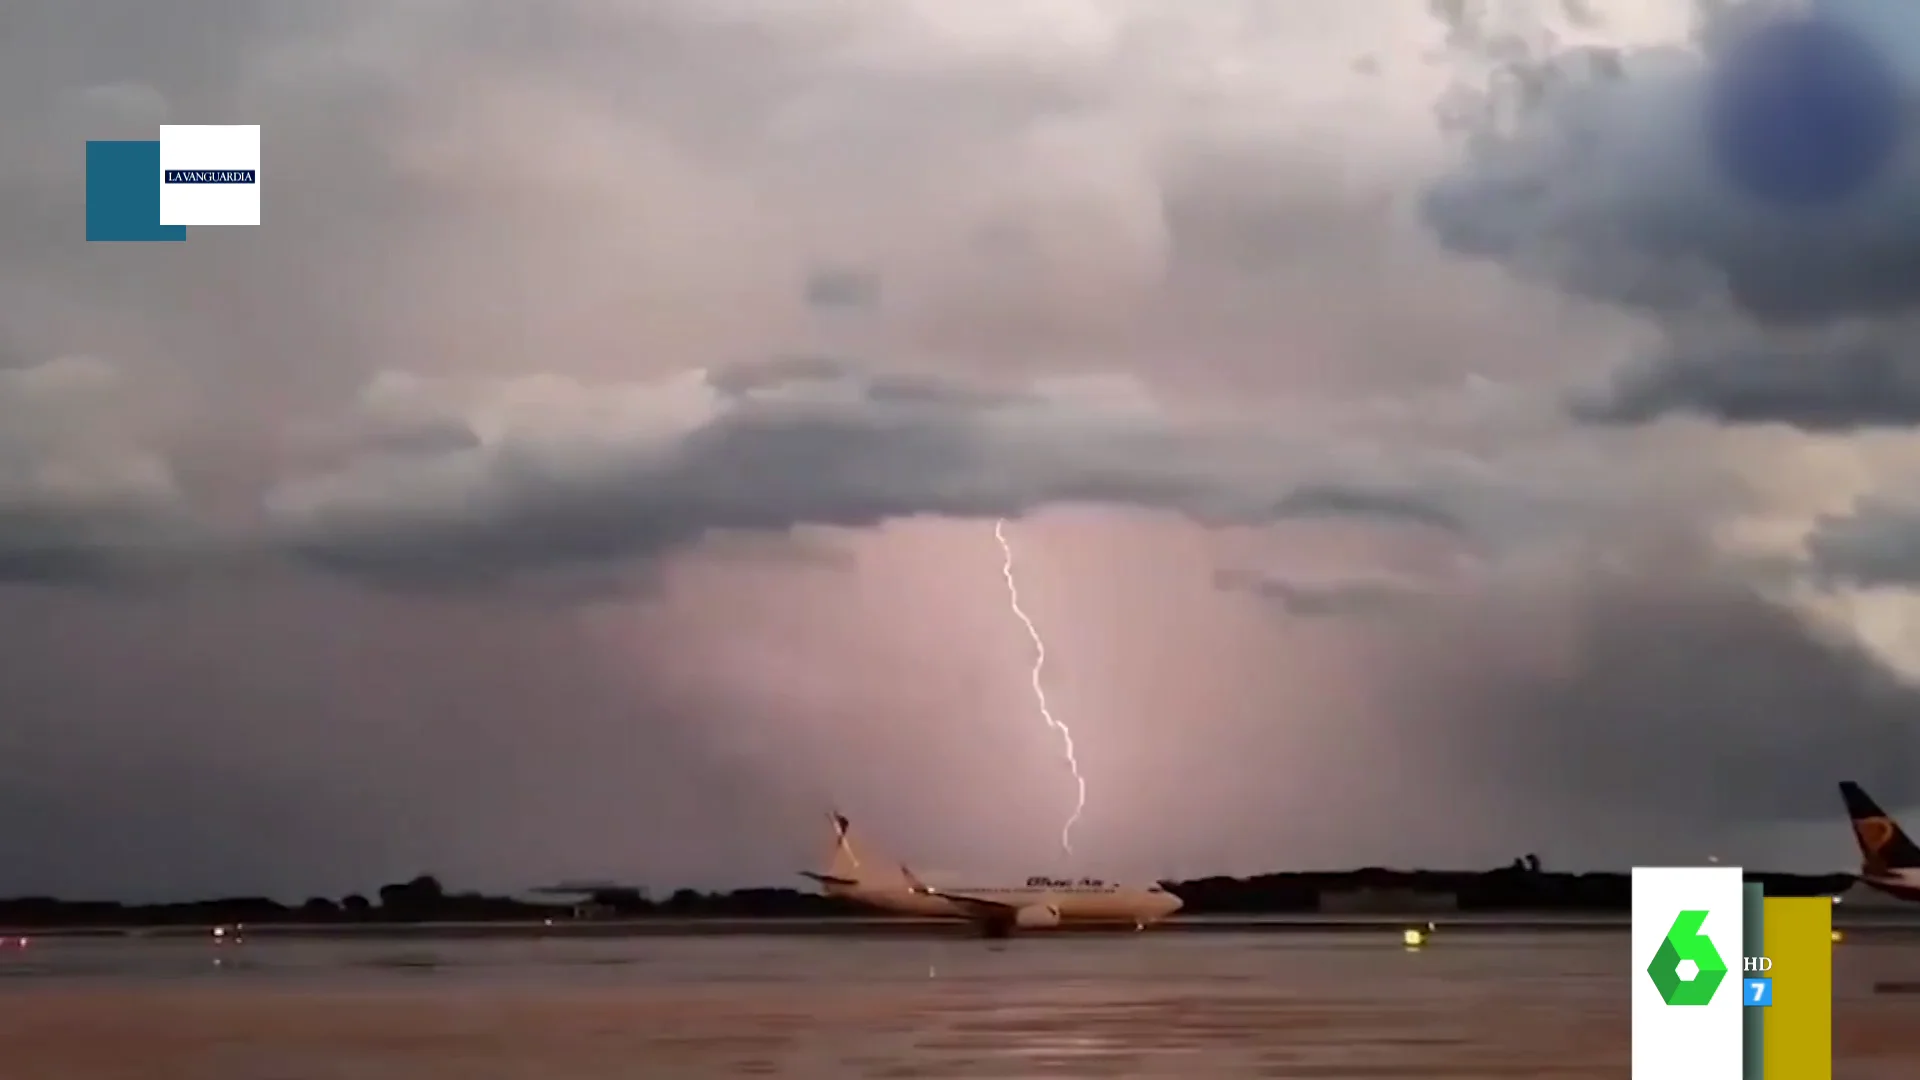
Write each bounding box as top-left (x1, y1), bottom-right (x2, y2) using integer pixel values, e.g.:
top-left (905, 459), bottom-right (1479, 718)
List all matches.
top-left (1840, 781), bottom-right (1920, 902)
top-left (800, 813), bottom-right (1183, 936)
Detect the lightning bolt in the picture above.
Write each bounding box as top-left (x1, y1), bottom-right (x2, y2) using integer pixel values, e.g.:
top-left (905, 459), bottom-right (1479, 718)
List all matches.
top-left (994, 518), bottom-right (1086, 857)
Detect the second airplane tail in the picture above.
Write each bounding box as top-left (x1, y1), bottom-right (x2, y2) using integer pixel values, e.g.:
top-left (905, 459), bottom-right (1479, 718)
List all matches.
top-left (1840, 781), bottom-right (1920, 874)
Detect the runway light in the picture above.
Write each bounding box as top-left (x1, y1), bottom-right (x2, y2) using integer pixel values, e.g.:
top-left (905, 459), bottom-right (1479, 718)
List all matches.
top-left (1832, 930), bottom-right (1845, 943)
top-left (1403, 927), bottom-right (1427, 947)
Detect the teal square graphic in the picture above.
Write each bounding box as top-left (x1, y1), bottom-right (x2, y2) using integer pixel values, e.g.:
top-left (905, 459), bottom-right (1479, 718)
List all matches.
top-left (86, 141), bottom-right (186, 241)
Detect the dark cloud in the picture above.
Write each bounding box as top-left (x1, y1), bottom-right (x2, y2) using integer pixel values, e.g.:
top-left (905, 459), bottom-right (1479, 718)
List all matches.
top-left (0, 357), bottom-right (197, 583)
top-left (1423, 3), bottom-right (1920, 324)
top-left (1208, 535), bottom-right (1920, 840)
top-left (1399, 569), bottom-right (1920, 828)
top-left (1214, 568), bottom-right (1437, 617)
top-left (1808, 498), bottom-right (1920, 587)
top-left (0, 583), bottom-right (811, 900)
top-left (1573, 324), bottom-right (1920, 429)
top-left (1270, 486), bottom-right (1467, 534)
top-left (1421, 0), bottom-right (1920, 429)
top-left (255, 363), bottom-right (1600, 592)
top-left (803, 267), bottom-right (881, 311)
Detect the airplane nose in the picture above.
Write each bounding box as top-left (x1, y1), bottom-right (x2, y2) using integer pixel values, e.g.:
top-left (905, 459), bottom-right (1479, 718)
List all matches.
top-left (1162, 891), bottom-right (1184, 916)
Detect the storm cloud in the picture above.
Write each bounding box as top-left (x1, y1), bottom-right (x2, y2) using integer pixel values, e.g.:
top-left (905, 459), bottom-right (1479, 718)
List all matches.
top-left (3, 0), bottom-right (1918, 897)
top-left (1423, 0), bottom-right (1920, 430)
top-left (1214, 567), bottom-right (1440, 618)
top-left (0, 356), bottom-right (195, 582)
top-left (259, 363), bottom-right (1649, 590)
top-left (1403, 567), bottom-right (1920, 827)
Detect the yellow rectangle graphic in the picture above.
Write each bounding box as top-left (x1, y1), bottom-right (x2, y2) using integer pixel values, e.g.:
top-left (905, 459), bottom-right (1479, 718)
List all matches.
top-left (1762, 896), bottom-right (1831, 1080)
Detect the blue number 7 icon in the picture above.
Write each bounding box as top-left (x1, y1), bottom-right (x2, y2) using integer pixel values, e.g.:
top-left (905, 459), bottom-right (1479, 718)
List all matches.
top-left (1743, 978), bottom-right (1773, 1007)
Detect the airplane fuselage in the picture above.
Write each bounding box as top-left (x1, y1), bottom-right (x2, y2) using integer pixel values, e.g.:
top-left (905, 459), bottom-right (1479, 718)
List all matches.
top-left (826, 875), bottom-right (1178, 925)
top-left (805, 816), bottom-right (1181, 932)
top-left (1856, 870), bottom-right (1920, 903)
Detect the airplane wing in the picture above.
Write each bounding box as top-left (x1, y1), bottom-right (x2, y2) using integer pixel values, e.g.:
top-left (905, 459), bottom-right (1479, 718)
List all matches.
top-left (902, 868), bottom-right (1023, 918)
top-left (922, 890), bottom-right (1020, 917)
top-left (902, 868), bottom-right (1076, 935)
top-left (799, 871), bottom-right (859, 887)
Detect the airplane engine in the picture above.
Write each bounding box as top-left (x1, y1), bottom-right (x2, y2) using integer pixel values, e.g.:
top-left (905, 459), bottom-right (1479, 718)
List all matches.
top-left (1015, 904), bottom-right (1062, 929)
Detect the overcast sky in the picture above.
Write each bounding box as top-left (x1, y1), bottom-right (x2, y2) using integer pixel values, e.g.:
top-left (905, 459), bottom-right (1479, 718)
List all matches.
top-left (5, 0), bottom-right (1920, 900)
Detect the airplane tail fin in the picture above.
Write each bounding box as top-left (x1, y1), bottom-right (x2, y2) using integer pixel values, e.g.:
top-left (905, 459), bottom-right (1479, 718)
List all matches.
top-left (800, 811), bottom-right (876, 889)
top-left (1840, 781), bottom-right (1920, 873)
top-left (827, 811), bottom-right (863, 879)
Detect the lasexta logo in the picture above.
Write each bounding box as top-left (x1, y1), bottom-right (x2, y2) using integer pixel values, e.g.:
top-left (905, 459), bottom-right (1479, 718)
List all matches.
top-left (1646, 910), bottom-right (1729, 1005)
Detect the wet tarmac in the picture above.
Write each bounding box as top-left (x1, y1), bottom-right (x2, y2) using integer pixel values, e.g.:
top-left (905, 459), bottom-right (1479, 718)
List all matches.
top-left (1, 931), bottom-right (1916, 1077)
top-left (15, 909), bottom-right (1920, 941)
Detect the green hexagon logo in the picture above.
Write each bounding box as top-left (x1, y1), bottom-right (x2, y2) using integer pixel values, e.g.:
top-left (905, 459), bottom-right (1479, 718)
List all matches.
top-left (1647, 909), bottom-right (1728, 1005)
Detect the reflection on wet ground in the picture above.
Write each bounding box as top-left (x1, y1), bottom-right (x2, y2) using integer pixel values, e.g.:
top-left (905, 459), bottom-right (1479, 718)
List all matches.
top-left (1, 931), bottom-right (1915, 1077)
